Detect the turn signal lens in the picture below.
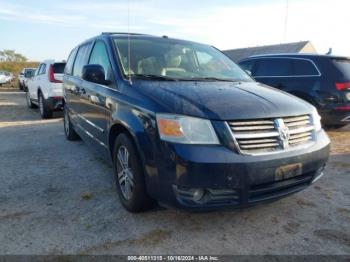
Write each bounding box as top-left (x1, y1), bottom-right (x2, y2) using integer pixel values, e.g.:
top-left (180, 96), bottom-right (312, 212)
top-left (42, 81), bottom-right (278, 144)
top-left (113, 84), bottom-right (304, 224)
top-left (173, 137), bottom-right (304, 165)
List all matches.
top-left (156, 114), bottom-right (219, 144)
top-left (157, 119), bottom-right (182, 137)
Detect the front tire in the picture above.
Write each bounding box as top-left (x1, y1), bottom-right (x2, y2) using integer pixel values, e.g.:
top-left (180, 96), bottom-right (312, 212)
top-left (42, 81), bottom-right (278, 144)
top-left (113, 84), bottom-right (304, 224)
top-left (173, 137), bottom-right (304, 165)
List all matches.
top-left (38, 92), bottom-right (53, 119)
top-left (64, 105), bottom-right (80, 141)
top-left (113, 133), bottom-right (155, 212)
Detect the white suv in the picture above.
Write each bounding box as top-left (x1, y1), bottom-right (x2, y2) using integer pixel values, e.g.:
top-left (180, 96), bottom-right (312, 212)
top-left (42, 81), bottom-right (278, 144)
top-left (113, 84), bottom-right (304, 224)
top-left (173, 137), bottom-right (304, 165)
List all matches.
top-left (26, 60), bottom-right (66, 118)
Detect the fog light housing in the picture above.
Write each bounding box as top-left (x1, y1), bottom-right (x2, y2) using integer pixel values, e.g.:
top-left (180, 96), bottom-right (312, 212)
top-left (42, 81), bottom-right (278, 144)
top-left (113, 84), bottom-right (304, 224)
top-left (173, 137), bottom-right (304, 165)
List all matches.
top-left (193, 189), bottom-right (205, 202)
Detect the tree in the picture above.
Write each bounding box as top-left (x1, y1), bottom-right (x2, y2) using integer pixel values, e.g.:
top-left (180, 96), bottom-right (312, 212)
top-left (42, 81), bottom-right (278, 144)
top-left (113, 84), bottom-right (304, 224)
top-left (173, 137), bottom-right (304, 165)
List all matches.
top-left (0, 49), bottom-right (28, 62)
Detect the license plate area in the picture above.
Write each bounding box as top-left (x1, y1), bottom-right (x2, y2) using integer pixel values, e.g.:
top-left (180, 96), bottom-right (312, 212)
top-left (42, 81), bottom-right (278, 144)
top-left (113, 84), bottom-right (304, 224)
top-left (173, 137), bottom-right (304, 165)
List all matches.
top-left (275, 163), bottom-right (303, 181)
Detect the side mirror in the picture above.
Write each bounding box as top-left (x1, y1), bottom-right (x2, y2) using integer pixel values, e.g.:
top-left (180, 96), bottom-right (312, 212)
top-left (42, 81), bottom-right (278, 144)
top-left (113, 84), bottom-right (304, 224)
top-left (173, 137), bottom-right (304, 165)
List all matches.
top-left (82, 64), bottom-right (111, 85)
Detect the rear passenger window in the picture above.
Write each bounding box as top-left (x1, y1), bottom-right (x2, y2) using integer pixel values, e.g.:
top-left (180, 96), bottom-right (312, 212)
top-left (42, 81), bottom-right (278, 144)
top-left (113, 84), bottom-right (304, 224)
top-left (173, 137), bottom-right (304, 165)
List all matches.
top-left (39, 64), bottom-right (46, 75)
top-left (88, 41), bottom-right (112, 80)
top-left (254, 59), bottom-right (293, 77)
top-left (64, 48), bottom-right (78, 75)
top-left (293, 59), bottom-right (319, 76)
top-left (73, 44), bottom-right (91, 77)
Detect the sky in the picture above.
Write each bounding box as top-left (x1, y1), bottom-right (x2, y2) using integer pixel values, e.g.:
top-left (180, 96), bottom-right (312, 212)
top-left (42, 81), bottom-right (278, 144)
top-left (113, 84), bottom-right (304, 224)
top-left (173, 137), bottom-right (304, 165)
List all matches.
top-left (0, 0), bottom-right (349, 61)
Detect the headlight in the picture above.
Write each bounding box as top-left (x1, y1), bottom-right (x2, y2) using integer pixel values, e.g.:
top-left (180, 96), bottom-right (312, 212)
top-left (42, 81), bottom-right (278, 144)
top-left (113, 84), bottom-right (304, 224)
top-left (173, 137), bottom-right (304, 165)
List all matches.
top-left (156, 114), bottom-right (219, 144)
top-left (311, 107), bottom-right (322, 132)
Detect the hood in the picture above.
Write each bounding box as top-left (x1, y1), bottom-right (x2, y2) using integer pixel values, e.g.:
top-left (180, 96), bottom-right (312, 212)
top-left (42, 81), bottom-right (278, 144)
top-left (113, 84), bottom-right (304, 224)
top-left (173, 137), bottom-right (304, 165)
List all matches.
top-left (134, 80), bottom-right (313, 120)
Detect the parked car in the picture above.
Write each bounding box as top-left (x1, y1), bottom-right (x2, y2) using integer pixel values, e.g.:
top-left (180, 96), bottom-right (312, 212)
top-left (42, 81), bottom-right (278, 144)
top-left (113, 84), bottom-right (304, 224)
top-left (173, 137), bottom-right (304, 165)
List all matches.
top-left (19, 68), bottom-right (36, 90)
top-left (26, 60), bottom-right (66, 118)
top-left (0, 71), bottom-right (12, 85)
top-left (239, 54), bottom-right (350, 128)
top-left (23, 69), bottom-right (36, 91)
top-left (63, 33), bottom-right (330, 212)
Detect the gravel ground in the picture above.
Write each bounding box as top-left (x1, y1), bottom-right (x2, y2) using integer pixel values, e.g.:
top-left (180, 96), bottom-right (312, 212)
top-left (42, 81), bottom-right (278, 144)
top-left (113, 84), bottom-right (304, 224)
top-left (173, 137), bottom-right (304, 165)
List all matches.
top-left (0, 92), bottom-right (349, 255)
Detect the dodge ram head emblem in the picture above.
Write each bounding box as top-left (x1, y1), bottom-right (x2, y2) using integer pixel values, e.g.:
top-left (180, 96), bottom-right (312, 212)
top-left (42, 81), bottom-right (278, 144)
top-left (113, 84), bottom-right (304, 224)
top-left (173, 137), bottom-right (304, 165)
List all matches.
top-left (274, 118), bottom-right (290, 149)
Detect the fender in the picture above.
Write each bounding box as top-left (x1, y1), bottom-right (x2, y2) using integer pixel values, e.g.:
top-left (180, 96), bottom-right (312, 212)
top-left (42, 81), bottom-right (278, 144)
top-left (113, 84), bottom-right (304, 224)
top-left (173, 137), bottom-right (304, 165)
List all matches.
top-left (107, 101), bottom-right (157, 177)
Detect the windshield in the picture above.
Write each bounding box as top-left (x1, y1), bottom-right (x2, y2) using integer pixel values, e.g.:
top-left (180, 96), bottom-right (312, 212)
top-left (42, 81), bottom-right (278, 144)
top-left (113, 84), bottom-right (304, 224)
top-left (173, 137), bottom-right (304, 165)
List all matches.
top-left (113, 37), bottom-right (252, 82)
top-left (332, 58), bottom-right (350, 79)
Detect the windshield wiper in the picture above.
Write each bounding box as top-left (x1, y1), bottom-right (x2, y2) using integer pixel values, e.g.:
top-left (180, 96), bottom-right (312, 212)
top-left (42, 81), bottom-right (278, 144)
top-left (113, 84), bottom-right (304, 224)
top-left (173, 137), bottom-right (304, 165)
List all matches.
top-left (130, 74), bottom-right (177, 81)
top-left (178, 77), bottom-right (239, 82)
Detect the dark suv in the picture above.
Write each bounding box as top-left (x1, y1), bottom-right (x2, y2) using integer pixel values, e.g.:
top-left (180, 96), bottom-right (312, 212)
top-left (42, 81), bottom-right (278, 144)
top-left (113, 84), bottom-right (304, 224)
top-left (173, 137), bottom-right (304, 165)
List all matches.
top-left (63, 33), bottom-right (330, 212)
top-left (239, 54), bottom-right (350, 127)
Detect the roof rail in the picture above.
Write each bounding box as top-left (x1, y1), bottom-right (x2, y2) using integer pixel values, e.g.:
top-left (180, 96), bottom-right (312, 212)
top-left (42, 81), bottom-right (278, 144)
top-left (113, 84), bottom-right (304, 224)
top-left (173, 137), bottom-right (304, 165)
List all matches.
top-left (101, 32), bottom-right (146, 36)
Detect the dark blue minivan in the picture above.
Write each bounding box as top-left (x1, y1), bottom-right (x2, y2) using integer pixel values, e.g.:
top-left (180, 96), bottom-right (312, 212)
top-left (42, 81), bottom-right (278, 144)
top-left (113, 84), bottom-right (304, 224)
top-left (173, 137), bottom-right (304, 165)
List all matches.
top-left (63, 33), bottom-right (330, 212)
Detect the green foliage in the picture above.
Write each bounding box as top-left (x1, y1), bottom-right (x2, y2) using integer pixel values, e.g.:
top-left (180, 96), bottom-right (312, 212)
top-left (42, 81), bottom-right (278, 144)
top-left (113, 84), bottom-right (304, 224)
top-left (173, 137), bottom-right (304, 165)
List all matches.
top-left (0, 61), bottom-right (39, 74)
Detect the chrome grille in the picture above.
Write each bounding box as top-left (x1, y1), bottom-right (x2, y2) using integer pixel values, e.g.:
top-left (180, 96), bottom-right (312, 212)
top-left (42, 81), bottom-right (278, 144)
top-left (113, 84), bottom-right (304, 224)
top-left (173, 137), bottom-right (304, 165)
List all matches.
top-left (227, 115), bottom-right (314, 154)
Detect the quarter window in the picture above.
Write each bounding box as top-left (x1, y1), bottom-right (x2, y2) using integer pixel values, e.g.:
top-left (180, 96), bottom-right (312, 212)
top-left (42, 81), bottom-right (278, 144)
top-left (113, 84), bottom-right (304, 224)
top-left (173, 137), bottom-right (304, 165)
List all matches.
top-left (65, 48), bottom-right (78, 75)
top-left (292, 59), bottom-right (319, 76)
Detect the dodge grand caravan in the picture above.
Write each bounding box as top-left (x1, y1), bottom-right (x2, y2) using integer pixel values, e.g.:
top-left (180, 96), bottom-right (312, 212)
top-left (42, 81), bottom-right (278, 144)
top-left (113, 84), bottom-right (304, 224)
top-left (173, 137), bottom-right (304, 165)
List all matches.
top-left (239, 54), bottom-right (350, 128)
top-left (63, 33), bottom-right (330, 212)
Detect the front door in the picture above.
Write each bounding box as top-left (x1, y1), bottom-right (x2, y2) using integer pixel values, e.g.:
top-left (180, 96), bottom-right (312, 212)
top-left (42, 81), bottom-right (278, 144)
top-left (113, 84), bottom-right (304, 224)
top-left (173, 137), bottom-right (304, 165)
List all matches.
top-left (78, 40), bottom-right (115, 149)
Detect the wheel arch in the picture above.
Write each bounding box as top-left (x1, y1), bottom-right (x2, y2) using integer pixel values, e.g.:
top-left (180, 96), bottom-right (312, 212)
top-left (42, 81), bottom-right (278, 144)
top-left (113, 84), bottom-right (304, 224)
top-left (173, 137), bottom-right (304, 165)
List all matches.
top-left (108, 122), bottom-right (143, 162)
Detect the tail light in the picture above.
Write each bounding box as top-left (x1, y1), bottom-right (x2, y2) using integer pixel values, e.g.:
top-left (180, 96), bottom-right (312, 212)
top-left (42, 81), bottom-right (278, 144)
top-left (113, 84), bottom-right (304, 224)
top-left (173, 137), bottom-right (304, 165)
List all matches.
top-left (335, 82), bottom-right (350, 91)
top-left (335, 106), bottom-right (350, 111)
top-left (49, 65), bottom-right (62, 83)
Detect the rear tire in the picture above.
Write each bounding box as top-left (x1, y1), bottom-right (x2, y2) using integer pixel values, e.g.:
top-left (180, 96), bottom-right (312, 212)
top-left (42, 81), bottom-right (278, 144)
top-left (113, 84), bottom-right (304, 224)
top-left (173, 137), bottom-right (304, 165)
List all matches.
top-left (38, 92), bottom-right (53, 119)
top-left (26, 91), bottom-right (37, 109)
top-left (64, 104), bottom-right (80, 141)
top-left (113, 133), bottom-right (155, 212)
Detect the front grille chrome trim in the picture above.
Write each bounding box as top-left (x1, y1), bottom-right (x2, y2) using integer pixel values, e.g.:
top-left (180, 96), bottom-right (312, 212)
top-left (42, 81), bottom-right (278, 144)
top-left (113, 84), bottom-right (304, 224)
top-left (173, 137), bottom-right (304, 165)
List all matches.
top-left (226, 115), bottom-right (316, 156)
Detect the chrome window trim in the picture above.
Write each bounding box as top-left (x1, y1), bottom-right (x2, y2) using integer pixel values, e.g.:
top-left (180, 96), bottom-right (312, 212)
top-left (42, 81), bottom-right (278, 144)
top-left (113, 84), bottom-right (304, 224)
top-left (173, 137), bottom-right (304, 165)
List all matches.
top-left (243, 57), bottom-right (322, 78)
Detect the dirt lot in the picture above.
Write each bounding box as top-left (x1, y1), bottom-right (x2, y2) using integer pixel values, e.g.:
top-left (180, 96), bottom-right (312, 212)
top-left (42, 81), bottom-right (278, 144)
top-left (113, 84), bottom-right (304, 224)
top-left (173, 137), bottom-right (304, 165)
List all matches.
top-left (0, 91), bottom-right (349, 255)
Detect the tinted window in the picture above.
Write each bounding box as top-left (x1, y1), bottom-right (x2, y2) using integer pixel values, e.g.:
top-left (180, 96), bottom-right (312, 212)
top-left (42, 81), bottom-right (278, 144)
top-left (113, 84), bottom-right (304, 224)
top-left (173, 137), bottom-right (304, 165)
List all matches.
top-left (64, 48), bottom-right (77, 75)
top-left (254, 59), bottom-right (293, 77)
top-left (53, 63), bottom-right (66, 74)
top-left (73, 44), bottom-right (91, 77)
top-left (332, 59), bottom-right (350, 79)
top-left (293, 59), bottom-right (319, 76)
top-left (88, 41), bottom-right (112, 79)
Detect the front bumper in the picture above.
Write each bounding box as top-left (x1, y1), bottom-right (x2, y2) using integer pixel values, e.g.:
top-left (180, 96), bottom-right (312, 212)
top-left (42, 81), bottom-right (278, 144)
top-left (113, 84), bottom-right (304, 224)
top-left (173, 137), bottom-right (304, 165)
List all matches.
top-left (149, 130), bottom-right (330, 211)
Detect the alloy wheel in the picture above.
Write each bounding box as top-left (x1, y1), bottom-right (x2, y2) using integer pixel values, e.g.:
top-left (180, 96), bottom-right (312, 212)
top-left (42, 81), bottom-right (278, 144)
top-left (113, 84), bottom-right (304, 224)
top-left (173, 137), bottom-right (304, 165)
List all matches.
top-left (117, 145), bottom-right (134, 200)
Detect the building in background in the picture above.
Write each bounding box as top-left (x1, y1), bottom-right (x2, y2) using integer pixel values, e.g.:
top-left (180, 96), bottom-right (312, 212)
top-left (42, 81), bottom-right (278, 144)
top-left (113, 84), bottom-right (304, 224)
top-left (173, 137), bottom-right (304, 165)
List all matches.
top-left (223, 41), bottom-right (317, 62)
